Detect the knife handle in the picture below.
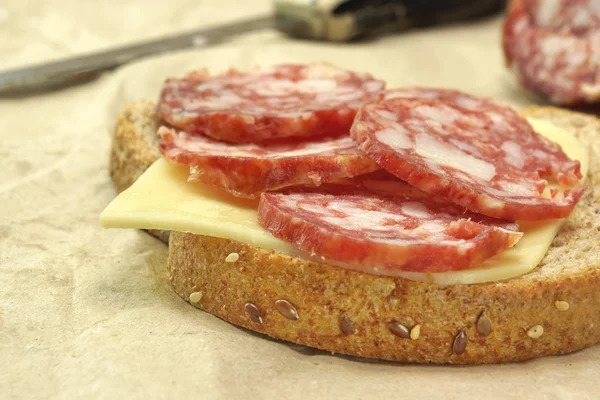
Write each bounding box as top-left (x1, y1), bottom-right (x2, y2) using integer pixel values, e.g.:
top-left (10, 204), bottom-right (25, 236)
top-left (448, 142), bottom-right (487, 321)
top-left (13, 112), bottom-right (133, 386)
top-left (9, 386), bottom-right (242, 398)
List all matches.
top-left (275, 0), bottom-right (507, 41)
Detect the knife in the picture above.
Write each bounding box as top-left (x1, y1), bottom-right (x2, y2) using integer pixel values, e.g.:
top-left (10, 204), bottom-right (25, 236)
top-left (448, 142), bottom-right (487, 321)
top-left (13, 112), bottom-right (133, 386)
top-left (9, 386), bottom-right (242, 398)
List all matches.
top-left (0, 0), bottom-right (506, 95)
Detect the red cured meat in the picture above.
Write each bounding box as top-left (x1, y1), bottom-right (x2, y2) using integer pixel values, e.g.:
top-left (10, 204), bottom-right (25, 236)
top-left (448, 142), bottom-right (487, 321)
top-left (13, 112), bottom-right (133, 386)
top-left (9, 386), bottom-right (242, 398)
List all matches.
top-left (258, 178), bottom-right (522, 274)
top-left (525, 0), bottom-right (600, 33)
top-left (350, 92), bottom-right (585, 220)
top-left (503, 0), bottom-right (600, 105)
top-left (158, 126), bottom-right (380, 198)
top-left (157, 64), bottom-right (385, 143)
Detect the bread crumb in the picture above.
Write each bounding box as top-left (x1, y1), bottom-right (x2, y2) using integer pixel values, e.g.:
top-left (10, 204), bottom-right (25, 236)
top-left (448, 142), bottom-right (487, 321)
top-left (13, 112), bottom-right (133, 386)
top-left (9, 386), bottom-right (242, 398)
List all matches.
top-left (555, 300), bottom-right (570, 311)
top-left (225, 252), bottom-right (240, 263)
top-left (189, 291), bottom-right (203, 303)
top-left (527, 325), bottom-right (544, 339)
top-left (410, 324), bottom-right (421, 340)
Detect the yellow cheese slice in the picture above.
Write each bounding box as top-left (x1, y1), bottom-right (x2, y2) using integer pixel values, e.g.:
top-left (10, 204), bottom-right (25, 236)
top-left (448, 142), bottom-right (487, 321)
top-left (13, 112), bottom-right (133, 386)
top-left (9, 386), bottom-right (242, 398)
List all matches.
top-left (100, 118), bottom-right (589, 285)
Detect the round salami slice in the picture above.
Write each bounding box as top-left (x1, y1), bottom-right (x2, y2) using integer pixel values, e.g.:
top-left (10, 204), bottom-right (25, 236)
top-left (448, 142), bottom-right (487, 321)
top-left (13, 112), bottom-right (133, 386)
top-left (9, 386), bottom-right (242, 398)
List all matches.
top-left (503, 0), bottom-right (600, 105)
top-left (157, 64), bottom-right (385, 143)
top-left (158, 126), bottom-right (380, 198)
top-left (350, 93), bottom-right (585, 220)
top-left (258, 179), bottom-right (523, 274)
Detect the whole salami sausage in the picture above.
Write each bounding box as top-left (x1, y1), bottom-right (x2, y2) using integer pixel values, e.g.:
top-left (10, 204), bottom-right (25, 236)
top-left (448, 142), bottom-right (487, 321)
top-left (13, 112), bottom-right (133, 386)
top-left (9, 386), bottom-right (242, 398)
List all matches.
top-left (503, 0), bottom-right (600, 105)
top-left (157, 64), bottom-right (385, 143)
top-left (350, 90), bottom-right (585, 220)
top-left (158, 126), bottom-right (380, 198)
top-left (258, 178), bottom-right (522, 274)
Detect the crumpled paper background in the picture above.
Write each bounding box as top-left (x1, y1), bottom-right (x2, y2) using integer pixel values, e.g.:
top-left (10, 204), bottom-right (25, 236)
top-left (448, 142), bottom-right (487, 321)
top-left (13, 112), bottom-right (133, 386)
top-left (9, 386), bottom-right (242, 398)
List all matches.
top-left (1, 1), bottom-right (598, 398)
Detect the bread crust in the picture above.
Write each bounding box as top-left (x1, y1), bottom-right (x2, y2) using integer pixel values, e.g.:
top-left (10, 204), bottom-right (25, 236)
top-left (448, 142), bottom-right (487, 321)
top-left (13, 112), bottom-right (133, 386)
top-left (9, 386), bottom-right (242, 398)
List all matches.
top-left (109, 101), bottom-right (600, 364)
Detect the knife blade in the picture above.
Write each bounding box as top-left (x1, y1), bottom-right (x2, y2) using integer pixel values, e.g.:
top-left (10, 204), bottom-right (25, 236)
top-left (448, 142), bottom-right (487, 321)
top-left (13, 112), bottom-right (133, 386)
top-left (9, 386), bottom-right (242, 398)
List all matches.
top-left (0, 15), bottom-right (277, 95)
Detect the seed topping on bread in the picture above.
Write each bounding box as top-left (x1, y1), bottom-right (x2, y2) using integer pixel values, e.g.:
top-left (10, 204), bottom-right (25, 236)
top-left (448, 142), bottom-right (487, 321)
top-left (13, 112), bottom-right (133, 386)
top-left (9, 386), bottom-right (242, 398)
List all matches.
top-left (225, 252), bottom-right (240, 263)
top-left (389, 321), bottom-right (411, 339)
top-left (244, 302), bottom-right (263, 324)
top-left (527, 325), bottom-right (544, 339)
top-left (453, 330), bottom-right (468, 355)
top-left (476, 311), bottom-right (493, 337)
top-left (409, 324), bottom-right (421, 340)
top-left (339, 315), bottom-right (355, 335)
top-left (189, 291), bottom-right (203, 303)
top-left (275, 299), bottom-right (299, 320)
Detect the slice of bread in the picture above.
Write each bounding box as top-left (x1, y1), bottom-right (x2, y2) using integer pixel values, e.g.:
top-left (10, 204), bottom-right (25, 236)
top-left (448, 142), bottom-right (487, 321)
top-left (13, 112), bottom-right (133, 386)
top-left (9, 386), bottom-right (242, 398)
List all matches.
top-left (109, 101), bottom-right (600, 364)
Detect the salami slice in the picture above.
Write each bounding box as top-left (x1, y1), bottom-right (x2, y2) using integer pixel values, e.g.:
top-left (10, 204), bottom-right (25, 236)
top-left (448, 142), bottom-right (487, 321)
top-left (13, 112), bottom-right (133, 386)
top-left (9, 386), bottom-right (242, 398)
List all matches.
top-left (158, 126), bottom-right (380, 198)
top-left (350, 93), bottom-right (585, 220)
top-left (157, 64), bottom-right (385, 143)
top-left (258, 179), bottom-right (522, 274)
top-left (503, 0), bottom-right (600, 105)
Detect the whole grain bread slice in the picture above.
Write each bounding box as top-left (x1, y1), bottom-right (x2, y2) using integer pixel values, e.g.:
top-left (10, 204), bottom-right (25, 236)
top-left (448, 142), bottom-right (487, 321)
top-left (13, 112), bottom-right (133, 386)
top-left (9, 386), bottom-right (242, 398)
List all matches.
top-left (109, 101), bottom-right (600, 364)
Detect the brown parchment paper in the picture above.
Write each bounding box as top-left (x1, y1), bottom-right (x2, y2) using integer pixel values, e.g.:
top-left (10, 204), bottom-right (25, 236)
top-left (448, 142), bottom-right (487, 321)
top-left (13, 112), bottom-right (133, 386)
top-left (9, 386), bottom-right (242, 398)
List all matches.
top-left (1, 2), bottom-right (599, 398)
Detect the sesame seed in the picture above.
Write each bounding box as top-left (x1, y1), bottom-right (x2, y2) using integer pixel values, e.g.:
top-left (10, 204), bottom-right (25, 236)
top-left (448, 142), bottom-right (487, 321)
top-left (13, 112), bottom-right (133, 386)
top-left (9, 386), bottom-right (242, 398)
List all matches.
top-left (225, 252), bottom-right (240, 263)
top-left (527, 325), bottom-right (544, 339)
top-left (555, 300), bottom-right (570, 311)
top-left (410, 324), bottom-right (421, 340)
top-left (189, 291), bottom-right (203, 303)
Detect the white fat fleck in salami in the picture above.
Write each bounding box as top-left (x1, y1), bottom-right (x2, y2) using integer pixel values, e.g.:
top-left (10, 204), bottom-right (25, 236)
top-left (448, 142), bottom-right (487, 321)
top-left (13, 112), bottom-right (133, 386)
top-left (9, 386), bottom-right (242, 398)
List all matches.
top-left (157, 63), bottom-right (385, 143)
top-left (503, 0), bottom-right (600, 105)
top-left (414, 134), bottom-right (497, 182)
top-left (501, 141), bottom-right (526, 168)
top-left (533, 0), bottom-right (562, 25)
top-left (400, 201), bottom-right (432, 218)
top-left (158, 126), bottom-right (379, 198)
top-left (376, 127), bottom-right (412, 149)
top-left (413, 104), bottom-right (463, 126)
top-left (450, 137), bottom-right (482, 157)
top-left (350, 89), bottom-right (585, 220)
top-left (257, 179), bottom-right (523, 274)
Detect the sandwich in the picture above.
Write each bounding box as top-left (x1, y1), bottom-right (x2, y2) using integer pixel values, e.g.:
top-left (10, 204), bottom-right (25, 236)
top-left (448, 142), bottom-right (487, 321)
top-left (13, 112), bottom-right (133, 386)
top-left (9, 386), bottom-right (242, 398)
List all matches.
top-left (100, 63), bottom-right (600, 364)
